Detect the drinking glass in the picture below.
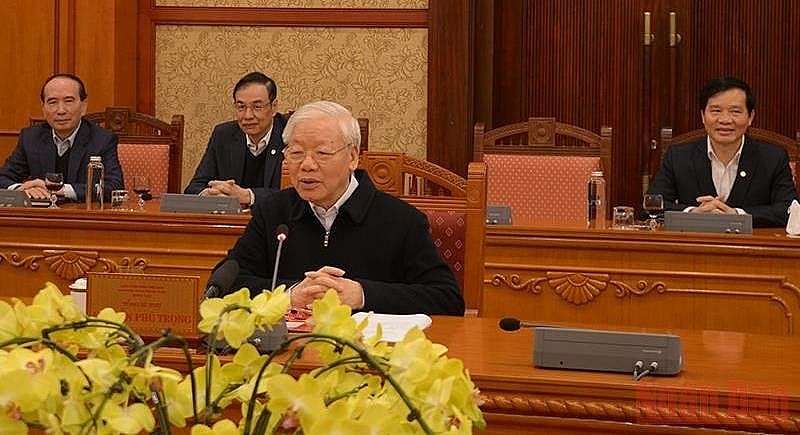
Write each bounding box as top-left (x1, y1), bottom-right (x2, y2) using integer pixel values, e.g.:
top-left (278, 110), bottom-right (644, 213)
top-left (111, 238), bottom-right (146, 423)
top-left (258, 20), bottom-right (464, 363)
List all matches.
top-left (44, 172), bottom-right (64, 209)
top-left (111, 189), bottom-right (129, 210)
top-left (612, 206), bottom-right (635, 229)
top-left (131, 176), bottom-right (151, 211)
top-left (642, 193), bottom-right (664, 230)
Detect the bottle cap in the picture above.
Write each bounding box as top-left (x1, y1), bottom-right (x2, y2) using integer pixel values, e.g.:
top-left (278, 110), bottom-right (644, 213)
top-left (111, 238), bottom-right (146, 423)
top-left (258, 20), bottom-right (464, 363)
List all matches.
top-left (90, 156), bottom-right (102, 162)
top-left (591, 170), bottom-right (604, 177)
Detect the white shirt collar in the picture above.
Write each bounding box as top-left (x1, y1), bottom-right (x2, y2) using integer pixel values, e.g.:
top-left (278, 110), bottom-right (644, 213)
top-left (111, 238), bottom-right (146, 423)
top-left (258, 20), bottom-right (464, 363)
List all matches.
top-left (309, 172), bottom-right (359, 231)
top-left (52, 120), bottom-right (82, 156)
top-left (246, 125), bottom-right (273, 157)
top-left (706, 135), bottom-right (745, 162)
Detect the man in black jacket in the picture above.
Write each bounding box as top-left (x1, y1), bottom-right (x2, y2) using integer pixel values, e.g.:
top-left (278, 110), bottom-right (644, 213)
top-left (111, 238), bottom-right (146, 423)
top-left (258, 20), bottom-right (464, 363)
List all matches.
top-left (224, 100), bottom-right (464, 316)
top-left (647, 77), bottom-right (797, 227)
top-left (184, 72), bottom-right (288, 207)
top-left (0, 73), bottom-right (123, 202)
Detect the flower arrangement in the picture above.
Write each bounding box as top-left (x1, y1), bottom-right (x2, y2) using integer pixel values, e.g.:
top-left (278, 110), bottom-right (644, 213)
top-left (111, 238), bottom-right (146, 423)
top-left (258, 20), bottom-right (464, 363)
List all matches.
top-left (0, 283), bottom-right (485, 434)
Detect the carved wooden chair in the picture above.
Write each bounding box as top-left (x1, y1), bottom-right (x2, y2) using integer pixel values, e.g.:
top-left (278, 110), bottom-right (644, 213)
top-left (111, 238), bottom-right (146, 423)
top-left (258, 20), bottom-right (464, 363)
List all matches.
top-left (281, 151), bottom-right (488, 314)
top-left (474, 117), bottom-right (612, 226)
top-left (659, 127), bottom-right (800, 192)
top-left (84, 107), bottom-right (184, 197)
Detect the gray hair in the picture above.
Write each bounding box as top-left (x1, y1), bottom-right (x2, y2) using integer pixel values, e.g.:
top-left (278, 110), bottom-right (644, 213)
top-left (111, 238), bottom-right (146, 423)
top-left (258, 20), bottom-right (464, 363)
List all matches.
top-left (283, 101), bottom-right (361, 150)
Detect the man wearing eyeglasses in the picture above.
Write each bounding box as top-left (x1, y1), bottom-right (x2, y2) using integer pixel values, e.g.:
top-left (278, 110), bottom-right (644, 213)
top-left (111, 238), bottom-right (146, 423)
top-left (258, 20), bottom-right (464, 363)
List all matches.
top-left (221, 100), bottom-right (465, 316)
top-left (184, 72), bottom-right (288, 207)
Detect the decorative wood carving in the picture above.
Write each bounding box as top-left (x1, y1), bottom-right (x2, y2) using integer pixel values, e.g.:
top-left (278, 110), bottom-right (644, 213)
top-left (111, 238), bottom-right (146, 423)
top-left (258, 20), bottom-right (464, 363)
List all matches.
top-left (0, 250), bottom-right (149, 281)
top-left (485, 273), bottom-right (544, 294)
top-left (479, 391), bottom-right (800, 432)
top-left (486, 270), bottom-right (797, 328)
top-left (611, 280), bottom-right (668, 297)
top-left (548, 272), bottom-right (607, 305)
top-left (486, 272), bottom-right (608, 305)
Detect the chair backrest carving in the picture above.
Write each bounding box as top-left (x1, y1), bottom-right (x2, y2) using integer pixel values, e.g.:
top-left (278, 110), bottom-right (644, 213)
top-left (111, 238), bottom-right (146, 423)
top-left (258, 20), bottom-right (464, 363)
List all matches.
top-left (474, 117), bottom-right (612, 226)
top-left (659, 127), bottom-right (800, 192)
top-left (281, 151), bottom-right (487, 314)
top-left (84, 107), bottom-right (184, 197)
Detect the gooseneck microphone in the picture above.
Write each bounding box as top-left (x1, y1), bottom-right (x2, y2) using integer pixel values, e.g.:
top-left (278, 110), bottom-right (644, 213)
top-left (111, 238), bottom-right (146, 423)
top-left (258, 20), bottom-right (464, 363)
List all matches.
top-left (499, 317), bottom-right (541, 332)
top-left (202, 259), bottom-right (240, 300)
top-left (270, 224), bottom-right (289, 291)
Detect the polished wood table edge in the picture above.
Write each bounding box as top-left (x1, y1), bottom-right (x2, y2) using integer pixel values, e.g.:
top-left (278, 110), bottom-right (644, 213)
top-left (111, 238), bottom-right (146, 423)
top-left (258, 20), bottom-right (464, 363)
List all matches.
top-left (0, 199), bottom-right (251, 225)
top-left (485, 223), bottom-right (796, 248)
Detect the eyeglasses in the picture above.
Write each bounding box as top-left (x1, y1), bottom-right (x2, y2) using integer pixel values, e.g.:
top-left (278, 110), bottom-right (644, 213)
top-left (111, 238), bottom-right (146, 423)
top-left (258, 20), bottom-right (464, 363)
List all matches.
top-left (282, 144), bottom-right (351, 165)
top-left (233, 101), bottom-right (272, 114)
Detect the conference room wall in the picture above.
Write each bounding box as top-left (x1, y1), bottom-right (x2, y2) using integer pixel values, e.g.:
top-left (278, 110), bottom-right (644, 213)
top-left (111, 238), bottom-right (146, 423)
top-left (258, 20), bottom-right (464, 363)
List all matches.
top-left (157, 0), bottom-right (426, 7)
top-left (0, 2), bottom-right (471, 187)
top-left (0, 0), bottom-right (137, 155)
top-left (153, 25), bottom-right (428, 189)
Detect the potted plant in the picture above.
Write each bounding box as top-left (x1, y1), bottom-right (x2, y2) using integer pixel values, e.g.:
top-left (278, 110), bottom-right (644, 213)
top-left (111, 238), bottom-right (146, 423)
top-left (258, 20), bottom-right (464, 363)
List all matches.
top-left (0, 283), bottom-right (485, 434)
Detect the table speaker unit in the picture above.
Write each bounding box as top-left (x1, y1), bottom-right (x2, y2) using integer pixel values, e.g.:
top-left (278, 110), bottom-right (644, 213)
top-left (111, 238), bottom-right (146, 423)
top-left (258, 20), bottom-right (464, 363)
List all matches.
top-left (533, 326), bottom-right (683, 376)
top-left (160, 193), bottom-right (241, 214)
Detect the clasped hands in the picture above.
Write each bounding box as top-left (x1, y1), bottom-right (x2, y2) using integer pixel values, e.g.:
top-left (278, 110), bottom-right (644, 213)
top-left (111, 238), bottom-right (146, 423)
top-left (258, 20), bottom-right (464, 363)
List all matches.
top-left (201, 179), bottom-right (251, 205)
top-left (290, 266), bottom-right (364, 310)
top-left (691, 195), bottom-right (736, 214)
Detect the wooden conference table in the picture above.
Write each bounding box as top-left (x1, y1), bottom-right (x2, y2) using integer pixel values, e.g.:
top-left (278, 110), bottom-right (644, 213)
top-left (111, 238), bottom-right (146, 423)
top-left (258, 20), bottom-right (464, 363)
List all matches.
top-left (3, 202), bottom-right (800, 337)
top-left (0, 200), bottom-right (247, 299)
top-left (153, 316), bottom-right (800, 434)
top-left (483, 222), bottom-right (800, 336)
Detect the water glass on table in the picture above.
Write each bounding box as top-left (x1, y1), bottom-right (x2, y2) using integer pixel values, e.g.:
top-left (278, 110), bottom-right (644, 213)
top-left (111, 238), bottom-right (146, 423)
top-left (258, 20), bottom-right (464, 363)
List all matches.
top-left (612, 206), bottom-right (635, 229)
top-left (111, 189), bottom-right (130, 210)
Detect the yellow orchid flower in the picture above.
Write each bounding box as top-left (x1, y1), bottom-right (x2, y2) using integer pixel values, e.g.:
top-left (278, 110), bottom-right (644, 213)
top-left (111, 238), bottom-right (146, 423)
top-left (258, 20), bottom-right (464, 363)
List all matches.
top-left (190, 418), bottom-right (239, 435)
top-left (100, 401), bottom-right (155, 434)
top-left (250, 287), bottom-right (290, 330)
top-left (0, 300), bottom-right (21, 341)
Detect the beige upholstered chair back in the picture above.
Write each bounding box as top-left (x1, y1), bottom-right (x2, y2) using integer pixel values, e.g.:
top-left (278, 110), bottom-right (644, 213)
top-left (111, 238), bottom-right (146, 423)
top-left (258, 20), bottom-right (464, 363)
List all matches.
top-left (474, 117), bottom-right (612, 226)
top-left (84, 107), bottom-right (184, 197)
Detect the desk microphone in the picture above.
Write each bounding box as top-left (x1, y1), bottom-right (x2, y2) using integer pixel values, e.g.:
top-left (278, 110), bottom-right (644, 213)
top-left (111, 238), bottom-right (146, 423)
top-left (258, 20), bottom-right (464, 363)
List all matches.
top-left (499, 317), bottom-right (543, 332)
top-left (202, 259), bottom-right (239, 300)
top-left (270, 224), bottom-right (289, 291)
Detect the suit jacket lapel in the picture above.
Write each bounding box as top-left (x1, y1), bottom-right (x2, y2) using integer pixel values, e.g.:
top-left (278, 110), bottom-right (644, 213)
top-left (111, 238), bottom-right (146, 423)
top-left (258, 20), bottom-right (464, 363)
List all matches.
top-left (691, 141), bottom-right (717, 196)
top-left (68, 121), bottom-right (90, 182)
top-left (38, 127), bottom-right (57, 173)
top-left (727, 138), bottom-right (756, 206)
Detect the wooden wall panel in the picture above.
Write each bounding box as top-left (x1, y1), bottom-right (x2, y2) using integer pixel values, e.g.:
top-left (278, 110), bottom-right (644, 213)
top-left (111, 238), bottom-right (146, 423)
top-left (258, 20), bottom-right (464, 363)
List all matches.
top-left (488, 0), bottom-right (645, 209)
top-left (0, 0), bottom-right (137, 135)
top-left (0, 0), bottom-right (57, 132)
top-left (73, 0), bottom-right (138, 111)
top-left (427, 1), bottom-right (473, 175)
top-left (482, 0), bottom-right (800, 213)
top-left (138, 2), bottom-right (472, 177)
top-left (679, 1), bottom-right (800, 134)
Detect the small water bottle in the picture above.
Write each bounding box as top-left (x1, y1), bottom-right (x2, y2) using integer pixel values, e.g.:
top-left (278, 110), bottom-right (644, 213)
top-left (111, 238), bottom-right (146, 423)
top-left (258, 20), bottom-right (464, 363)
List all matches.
top-left (86, 156), bottom-right (105, 210)
top-left (587, 170), bottom-right (606, 229)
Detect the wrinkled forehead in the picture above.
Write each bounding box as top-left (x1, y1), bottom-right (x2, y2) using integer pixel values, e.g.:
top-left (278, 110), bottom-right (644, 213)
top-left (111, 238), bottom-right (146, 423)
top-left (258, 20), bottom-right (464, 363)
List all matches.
top-left (43, 77), bottom-right (82, 99)
top-left (288, 117), bottom-right (345, 148)
top-left (706, 88), bottom-right (747, 107)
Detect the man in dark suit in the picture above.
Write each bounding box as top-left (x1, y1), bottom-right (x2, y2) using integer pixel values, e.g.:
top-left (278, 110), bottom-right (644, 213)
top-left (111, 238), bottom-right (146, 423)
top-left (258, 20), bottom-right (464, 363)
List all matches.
top-left (184, 72), bottom-right (288, 207)
top-left (0, 73), bottom-right (124, 202)
top-left (648, 77), bottom-right (797, 227)
top-left (220, 101), bottom-right (464, 315)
